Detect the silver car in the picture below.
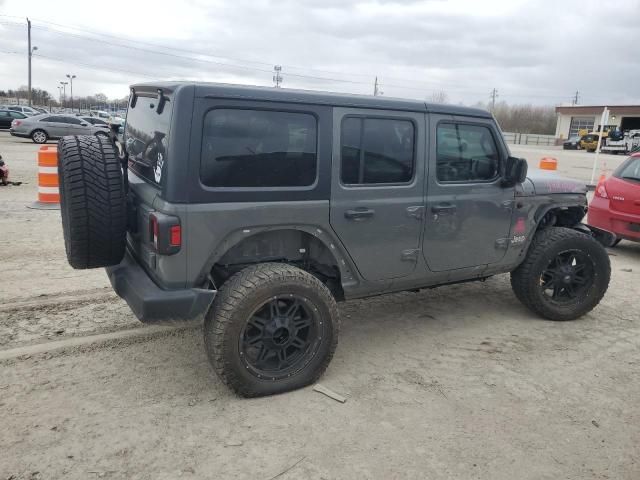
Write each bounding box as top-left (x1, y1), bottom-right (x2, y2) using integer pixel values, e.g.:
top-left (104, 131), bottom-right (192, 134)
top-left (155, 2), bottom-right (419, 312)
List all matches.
top-left (9, 114), bottom-right (110, 144)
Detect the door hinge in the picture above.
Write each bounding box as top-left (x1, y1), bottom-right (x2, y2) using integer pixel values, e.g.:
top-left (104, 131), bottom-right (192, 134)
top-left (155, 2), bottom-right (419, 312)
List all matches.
top-left (406, 205), bottom-right (425, 220)
top-left (401, 249), bottom-right (420, 261)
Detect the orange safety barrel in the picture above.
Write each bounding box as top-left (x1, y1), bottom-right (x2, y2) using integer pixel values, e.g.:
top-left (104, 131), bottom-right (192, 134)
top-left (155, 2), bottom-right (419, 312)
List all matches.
top-left (539, 157), bottom-right (557, 170)
top-left (37, 145), bottom-right (59, 204)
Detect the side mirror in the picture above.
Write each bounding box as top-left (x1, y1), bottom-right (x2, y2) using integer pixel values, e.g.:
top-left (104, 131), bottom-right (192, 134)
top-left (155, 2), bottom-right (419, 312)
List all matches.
top-left (81, 122), bottom-right (88, 127)
top-left (503, 156), bottom-right (528, 187)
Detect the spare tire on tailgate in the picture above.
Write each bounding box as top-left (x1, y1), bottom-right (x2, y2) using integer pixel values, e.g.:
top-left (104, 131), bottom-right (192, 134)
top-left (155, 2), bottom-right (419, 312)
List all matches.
top-left (58, 135), bottom-right (127, 269)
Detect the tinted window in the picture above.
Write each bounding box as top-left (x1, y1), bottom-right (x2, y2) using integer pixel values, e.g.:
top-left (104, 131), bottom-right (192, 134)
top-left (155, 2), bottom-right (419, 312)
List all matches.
top-left (436, 123), bottom-right (500, 182)
top-left (613, 157), bottom-right (640, 181)
top-left (42, 116), bottom-right (62, 123)
top-left (9, 112), bottom-right (25, 119)
top-left (340, 117), bottom-right (414, 185)
top-left (85, 117), bottom-right (107, 125)
top-left (124, 95), bottom-right (172, 185)
top-left (201, 109), bottom-right (317, 188)
top-left (63, 116), bottom-right (83, 125)
top-left (0, 111), bottom-right (9, 118)
top-left (8, 107), bottom-right (19, 112)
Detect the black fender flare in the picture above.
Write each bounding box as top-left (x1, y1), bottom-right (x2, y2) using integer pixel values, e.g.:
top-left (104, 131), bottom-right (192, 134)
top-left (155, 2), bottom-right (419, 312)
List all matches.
top-left (200, 224), bottom-right (358, 289)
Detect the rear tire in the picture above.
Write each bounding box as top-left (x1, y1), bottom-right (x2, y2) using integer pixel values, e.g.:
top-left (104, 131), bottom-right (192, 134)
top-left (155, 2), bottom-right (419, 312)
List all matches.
top-left (58, 135), bottom-right (127, 269)
top-left (31, 129), bottom-right (47, 144)
top-left (204, 263), bottom-right (339, 397)
top-left (511, 227), bottom-right (610, 321)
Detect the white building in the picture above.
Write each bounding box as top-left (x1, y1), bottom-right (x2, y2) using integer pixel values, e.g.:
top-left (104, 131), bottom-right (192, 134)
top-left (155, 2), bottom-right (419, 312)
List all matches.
top-left (555, 104), bottom-right (640, 139)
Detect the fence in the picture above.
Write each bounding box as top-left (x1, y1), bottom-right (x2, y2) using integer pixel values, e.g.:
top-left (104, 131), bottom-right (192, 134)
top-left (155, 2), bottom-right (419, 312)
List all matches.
top-left (502, 132), bottom-right (558, 146)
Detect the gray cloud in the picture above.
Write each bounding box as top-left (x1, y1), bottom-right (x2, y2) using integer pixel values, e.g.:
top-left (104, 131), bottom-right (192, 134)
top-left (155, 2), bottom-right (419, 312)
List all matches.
top-left (1, 0), bottom-right (639, 105)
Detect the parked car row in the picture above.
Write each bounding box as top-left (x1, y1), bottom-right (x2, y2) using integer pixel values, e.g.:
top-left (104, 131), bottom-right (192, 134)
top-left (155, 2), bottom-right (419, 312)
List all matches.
top-left (0, 105), bottom-right (45, 116)
top-left (0, 109), bottom-right (28, 129)
top-left (8, 113), bottom-right (110, 143)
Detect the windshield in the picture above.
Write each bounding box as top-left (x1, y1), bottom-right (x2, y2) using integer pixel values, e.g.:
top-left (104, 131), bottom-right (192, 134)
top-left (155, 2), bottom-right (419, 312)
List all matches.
top-left (124, 94), bottom-right (172, 185)
top-left (613, 156), bottom-right (640, 181)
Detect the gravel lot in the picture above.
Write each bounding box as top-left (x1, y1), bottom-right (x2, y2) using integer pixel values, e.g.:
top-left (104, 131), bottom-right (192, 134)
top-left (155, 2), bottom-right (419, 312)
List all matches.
top-left (1, 131), bottom-right (639, 479)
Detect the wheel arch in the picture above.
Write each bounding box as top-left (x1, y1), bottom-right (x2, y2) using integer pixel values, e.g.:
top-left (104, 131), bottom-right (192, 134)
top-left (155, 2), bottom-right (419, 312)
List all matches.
top-left (204, 226), bottom-right (357, 300)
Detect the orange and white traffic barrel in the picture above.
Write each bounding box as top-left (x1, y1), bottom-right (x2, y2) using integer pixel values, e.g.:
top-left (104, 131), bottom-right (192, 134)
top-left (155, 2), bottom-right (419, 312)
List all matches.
top-left (29, 145), bottom-right (60, 210)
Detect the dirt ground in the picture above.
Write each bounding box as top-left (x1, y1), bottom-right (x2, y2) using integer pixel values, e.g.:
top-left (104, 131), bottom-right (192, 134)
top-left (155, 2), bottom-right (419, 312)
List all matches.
top-left (1, 131), bottom-right (639, 479)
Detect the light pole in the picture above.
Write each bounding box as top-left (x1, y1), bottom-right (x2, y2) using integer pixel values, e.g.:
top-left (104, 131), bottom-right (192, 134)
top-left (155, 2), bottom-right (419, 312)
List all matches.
top-left (57, 86), bottom-right (63, 107)
top-left (66, 74), bottom-right (76, 112)
top-left (60, 81), bottom-right (68, 109)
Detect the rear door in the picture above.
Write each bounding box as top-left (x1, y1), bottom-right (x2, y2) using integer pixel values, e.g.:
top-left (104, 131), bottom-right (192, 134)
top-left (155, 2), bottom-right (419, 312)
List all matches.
top-left (329, 108), bottom-right (426, 281)
top-left (39, 116), bottom-right (68, 138)
top-left (0, 111), bottom-right (11, 128)
top-left (422, 115), bottom-right (514, 272)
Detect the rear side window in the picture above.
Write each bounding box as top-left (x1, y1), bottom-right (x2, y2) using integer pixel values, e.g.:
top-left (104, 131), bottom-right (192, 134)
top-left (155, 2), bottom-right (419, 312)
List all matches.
top-left (340, 117), bottom-right (415, 185)
top-left (436, 123), bottom-right (500, 182)
top-left (613, 157), bottom-right (640, 181)
top-left (125, 95), bottom-right (172, 185)
top-left (64, 116), bottom-right (83, 125)
top-left (200, 109), bottom-right (317, 188)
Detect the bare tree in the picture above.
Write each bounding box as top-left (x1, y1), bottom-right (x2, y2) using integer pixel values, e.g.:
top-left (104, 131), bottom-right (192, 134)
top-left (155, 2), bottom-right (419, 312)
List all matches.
top-left (429, 90), bottom-right (449, 104)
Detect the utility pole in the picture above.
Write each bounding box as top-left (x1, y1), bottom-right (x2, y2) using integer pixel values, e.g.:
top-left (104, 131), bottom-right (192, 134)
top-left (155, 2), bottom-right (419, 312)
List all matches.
top-left (66, 74), bottom-right (76, 112)
top-left (272, 65), bottom-right (283, 88)
top-left (58, 86), bottom-right (63, 106)
top-left (374, 76), bottom-right (379, 96)
top-left (60, 81), bottom-right (68, 109)
top-left (490, 88), bottom-right (499, 111)
top-left (27, 18), bottom-right (32, 106)
top-left (572, 90), bottom-right (580, 105)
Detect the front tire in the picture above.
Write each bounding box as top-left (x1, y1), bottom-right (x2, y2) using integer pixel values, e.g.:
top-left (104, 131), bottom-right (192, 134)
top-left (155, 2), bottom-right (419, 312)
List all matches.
top-left (31, 129), bottom-right (48, 144)
top-left (511, 227), bottom-right (610, 321)
top-left (204, 263), bottom-right (339, 397)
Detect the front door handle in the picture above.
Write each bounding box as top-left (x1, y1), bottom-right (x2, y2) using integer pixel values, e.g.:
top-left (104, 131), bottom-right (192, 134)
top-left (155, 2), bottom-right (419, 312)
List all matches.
top-left (345, 208), bottom-right (375, 220)
top-left (431, 204), bottom-right (457, 214)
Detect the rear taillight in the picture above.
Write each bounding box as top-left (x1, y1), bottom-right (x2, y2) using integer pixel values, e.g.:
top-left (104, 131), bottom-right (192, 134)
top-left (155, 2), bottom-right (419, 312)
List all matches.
top-left (12, 120), bottom-right (21, 127)
top-left (595, 181), bottom-right (609, 199)
top-left (149, 213), bottom-right (181, 255)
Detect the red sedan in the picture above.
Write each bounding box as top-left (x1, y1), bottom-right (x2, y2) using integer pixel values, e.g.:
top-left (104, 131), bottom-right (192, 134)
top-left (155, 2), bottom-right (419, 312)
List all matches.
top-left (588, 152), bottom-right (640, 246)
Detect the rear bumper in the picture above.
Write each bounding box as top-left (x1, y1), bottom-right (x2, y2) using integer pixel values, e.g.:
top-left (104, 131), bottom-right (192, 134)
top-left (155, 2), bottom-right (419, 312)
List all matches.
top-left (106, 250), bottom-right (216, 323)
top-left (588, 199), bottom-right (640, 241)
top-left (9, 129), bottom-right (29, 138)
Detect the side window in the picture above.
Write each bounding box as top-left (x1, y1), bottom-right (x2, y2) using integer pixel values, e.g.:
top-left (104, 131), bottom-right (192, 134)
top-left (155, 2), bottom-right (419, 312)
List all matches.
top-left (436, 123), bottom-right (500, 182)
top-left (340, 117), bottom-right (415, 185)
top-left (10, 112), bottom-right (24, 119)
top-left (64, 116), bottom-right (83, 125)
top-left (200, 109), bottom-right (317, 188)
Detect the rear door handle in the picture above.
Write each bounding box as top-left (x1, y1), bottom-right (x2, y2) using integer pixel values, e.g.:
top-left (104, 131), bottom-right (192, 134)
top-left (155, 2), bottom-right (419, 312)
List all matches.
top-left (345, 208), bottom-right (375, 220)
top-left (431, 204), bottom-right (457, 214)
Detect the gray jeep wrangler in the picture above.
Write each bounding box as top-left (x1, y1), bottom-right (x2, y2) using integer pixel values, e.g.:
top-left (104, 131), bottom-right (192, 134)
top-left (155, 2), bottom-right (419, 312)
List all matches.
top-left (57, 82), bottom-right (611, 397)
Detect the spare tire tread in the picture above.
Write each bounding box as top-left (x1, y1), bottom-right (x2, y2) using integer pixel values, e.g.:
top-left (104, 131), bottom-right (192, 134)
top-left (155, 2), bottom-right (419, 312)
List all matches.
top-left (58, 135), bottom-right (127, 269)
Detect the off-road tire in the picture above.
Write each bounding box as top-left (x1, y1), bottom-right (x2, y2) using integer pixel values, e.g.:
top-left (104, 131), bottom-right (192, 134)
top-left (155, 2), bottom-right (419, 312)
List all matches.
top-left (58, 135), bottom-right (126, 269)
top-left (204, 263), bottom-right (339, 397)
top-left (511, 227), bottom-right (610, 321)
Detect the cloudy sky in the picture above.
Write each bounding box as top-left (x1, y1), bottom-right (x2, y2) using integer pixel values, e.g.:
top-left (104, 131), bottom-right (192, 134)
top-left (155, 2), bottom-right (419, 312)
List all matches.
top-left (1, 0), bottom-right (639, 106)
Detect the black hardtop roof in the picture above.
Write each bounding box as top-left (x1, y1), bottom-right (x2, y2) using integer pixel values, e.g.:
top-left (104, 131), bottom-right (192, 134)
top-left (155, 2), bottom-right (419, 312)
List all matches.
top-left (131, 81), bottom-right (492, 118)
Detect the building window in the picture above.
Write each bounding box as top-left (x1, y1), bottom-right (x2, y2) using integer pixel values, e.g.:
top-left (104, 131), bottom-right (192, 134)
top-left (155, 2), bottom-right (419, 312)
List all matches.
top-left (569, 117), bottom-right (594, 138)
